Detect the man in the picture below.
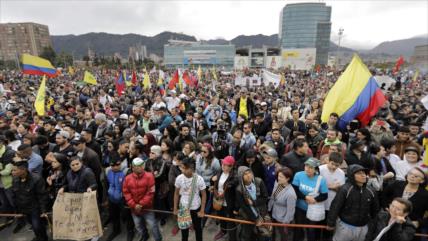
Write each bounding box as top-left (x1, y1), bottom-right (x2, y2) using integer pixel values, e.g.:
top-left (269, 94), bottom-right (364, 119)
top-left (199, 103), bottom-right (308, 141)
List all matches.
top-left (364, 198), bottom-right (415, 241)
top-left (327, 164), bottom-right (379, 241)
top-left (265, 128), bottom-right (285, 156)
top-left (16, 144), bottom-right (43, 175)
top-left (290, 95), bottom-right (306, 118)
top-left (63, 123), bottom-right (81, 141)
top-left (173, 123), bottom-right (195, 152)
top-left (42, 119), bottom-right (58, 143)
top-left (254, 112), bottom-right (271, 138)
top-left (164, 90), bottom-right (180, 111)
top-left (52, 130), bottom-right (75, 158)
top-left (280, 138), bottom-right (309, 176)
top-left (81, 128), bottom-right (102, 160)
top-left (394, 126), bottom-right (418, 159)
top-left (321, 112), bottom-right (340, 131)
top-left (156, 106), bottom-right (173, 133)
top-left (317, 129), bottom-right (347, 159)
top-left (11, 161), bottom-right (49, 241)
top-left (380, 138), bottom-right (401, 173)
top-left (83, 109), bottom-right (97, 135)
top-left (72, 137), bottom-right (103, 191)
top-left (241, 122), bottom-right (256, 152)
top-left (285, 108), bottom-right (306, 138)
top-left (122, 158), bottom-right (162, 241)
top-left (94, 112), bottom-right (112, 143)
top-left (183, 111), bottom-right (198, 138)
top-left (229, 129), bottom-right (244, 162)
top-left (203, 95), bottom-right (222, 128)
top-left (0, 135), bottom-right (15, 226)
top-left (234, 88), bottom-right (255, 120)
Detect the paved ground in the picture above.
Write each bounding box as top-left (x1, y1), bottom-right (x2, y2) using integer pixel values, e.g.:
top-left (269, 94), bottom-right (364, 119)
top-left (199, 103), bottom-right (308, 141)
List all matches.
top-left (0, 216), bottom-right (225, 241)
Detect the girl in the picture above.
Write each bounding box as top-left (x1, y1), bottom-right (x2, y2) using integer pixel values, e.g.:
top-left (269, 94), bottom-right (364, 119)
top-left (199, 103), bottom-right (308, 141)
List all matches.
top-left (174, 157), bottom-right (206, 241)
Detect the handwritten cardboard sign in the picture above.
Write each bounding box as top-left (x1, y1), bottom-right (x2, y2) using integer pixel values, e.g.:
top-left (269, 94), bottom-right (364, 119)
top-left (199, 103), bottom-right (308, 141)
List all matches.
top-left (52, 192), bottom-right (103, 240)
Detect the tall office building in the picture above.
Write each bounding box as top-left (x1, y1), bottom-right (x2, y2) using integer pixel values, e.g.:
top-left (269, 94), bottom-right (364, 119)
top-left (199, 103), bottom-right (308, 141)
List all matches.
top-left (0, 22), bottom-right (52, 61)
top-left (279, 3), bottom-right (332, 65)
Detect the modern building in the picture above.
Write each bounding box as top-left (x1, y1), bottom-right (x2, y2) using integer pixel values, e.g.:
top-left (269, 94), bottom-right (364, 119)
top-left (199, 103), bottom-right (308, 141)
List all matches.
top-left (279, 3), bottom-right (332, 65)
top-left (164, 40), bottom-right (235, 69)
top-left (0, 22), bottom-right (52, 61)
top-left (411, 45), bottom-right (428, 72)
top-left (235, 46), bottom-right (281, 70)
top-left (129, 44), bottom-right (147, 61)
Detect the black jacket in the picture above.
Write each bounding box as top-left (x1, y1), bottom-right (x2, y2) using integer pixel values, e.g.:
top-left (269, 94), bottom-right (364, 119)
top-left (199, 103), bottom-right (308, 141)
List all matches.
top-left (82, 147), bottom-right (103, 182)
top-left (364, 210), bottom-right (415, 241)
top-left (12, 173), bottom-right (48, 214)
top-left (280, 151), bottom-right (308, 177)
top-left (382, 180), bottom-right (428, 225)
top-left (345, 149), bottom-right (373, 170)
top-left (212, 170), bottom-right (238, 214)
top-left (63, 166), bottom-right (97, 193)
top-left (0, 146), bottom-right (15, 165)
top-left (235, 176), bottom-right (268, 221)
top-left (327, 164), bottom-right (380, 227)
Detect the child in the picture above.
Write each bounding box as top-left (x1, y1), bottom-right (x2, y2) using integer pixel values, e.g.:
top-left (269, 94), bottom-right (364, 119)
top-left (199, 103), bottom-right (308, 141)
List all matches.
top-left (174, 157), bottom-right (207, 241)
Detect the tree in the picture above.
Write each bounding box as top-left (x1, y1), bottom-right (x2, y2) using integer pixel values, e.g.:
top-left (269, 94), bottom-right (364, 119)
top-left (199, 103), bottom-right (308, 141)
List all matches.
top-left (56, 51), bottom-right (73, 68)
top-left (39, 46), bottom-right (56, 64)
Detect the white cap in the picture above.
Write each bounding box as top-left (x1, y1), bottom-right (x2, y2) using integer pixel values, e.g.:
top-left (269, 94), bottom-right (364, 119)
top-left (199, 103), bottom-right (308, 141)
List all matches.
top-left (119, 114), bottom-right (128, 120)
top-left (132, 157), bottom-right (145, 166)
top-left (261, 102), bottom-right (267, 106)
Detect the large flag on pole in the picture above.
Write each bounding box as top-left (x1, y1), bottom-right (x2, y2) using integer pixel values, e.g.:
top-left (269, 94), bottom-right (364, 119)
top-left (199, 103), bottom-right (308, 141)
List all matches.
top-left (168, 70), bottom-right (179, 90)
top-left (22, 54), bottom-right (57, 77)
top-left (115, 71), bottom-right (125, 97)
top-left (34, 75), bottom-right (47, 116)
top-left (393, 55), bottom-right (404, 75)
top-left (321, 54), bottom-right (386, 129)
top-left (143, 71), bottom-right (151, 90)
top-left (83, 71), bottom-right (97, 85)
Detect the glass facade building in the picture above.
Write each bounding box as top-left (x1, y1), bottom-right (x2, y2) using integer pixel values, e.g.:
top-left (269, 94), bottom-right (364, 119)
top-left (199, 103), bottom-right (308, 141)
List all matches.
top-left (279, 3), bottom-right (332, 65)
top-left (164, 41), bottom-right (235, 69)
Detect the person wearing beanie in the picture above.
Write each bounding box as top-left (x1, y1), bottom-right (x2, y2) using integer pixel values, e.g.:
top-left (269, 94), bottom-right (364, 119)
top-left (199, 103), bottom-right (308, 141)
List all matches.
top-left (292, 157), bottom-right (328, 241)
top-left (235, 165), bottom-right (269, 241)
top-left (211, 156), bottom-right (238, 240)
top-left (11, 160), bottom-right (49, 241)
top-left (145, 145), bottom-right (170, 226)
top-left (123, 157), bottom-right (162, 241)
top-left (261, 148), bottom-right (282, 196)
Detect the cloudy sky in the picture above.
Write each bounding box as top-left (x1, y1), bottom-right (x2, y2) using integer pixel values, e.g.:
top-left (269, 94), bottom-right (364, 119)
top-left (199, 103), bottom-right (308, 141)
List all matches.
top-left (1, 0), bottom-right (427, 49)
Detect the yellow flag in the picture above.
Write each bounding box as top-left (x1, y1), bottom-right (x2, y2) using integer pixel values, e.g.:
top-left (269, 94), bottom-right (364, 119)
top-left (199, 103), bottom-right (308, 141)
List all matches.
top-left (143, 71), bottom-right (151, 90)
top-left (413, 69), bottom-right (419, 83)
top-left (197, 65), bottom-right (202, 80)
top-left (83, 71), bottom-right (97, 85)
top-left (280, 73), bottom-right (286, 86)
top-left (211, 67), bottom-right (217, 81)
top-left (68, 66), bottom-right (75, 76)
top-left (34, 75), bottom-right (46, 116)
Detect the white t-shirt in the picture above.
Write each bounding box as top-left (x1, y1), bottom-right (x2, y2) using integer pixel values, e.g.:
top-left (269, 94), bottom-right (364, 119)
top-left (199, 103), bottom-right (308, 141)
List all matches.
top-left (218, 173), bottom-right (229, 206)
top-left (175, 174), bottom-right (206, 210)
top-left (319, 164), bottom-right (345, 211)
top-left (164, 96), bottom-right (181, 111)
top-left (387, 153), bottom-right (401, 173)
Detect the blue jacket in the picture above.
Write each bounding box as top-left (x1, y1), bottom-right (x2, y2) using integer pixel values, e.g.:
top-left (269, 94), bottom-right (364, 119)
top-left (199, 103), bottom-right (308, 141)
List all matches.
top-left (107, 170), bottom-right (126, 204)
top-left (158, 114), bottom-right (173, 133)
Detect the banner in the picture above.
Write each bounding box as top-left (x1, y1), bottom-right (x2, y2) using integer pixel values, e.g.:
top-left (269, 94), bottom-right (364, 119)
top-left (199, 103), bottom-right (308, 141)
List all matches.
top-left (262, 69), bottom-right (281, 87)
top-left (53, 192), bottom-right (102, 240)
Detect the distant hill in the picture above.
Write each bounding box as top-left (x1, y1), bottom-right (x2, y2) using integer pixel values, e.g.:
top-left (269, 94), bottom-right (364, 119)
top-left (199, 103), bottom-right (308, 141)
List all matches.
top-left (369, 36), bottom-right (428, 56)
top-left (51, 31), bottom-right (426, 59)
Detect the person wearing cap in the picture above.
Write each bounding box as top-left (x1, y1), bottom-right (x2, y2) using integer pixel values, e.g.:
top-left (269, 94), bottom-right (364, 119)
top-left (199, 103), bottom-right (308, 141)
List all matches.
top-left (210, 156), bottom-right (238, 241)
top-left (327, 164), bottom-right (380, 241)
top-left (104, 156), bottom-right (127, 241)
top-left (394, 145), bottom-right (425, 181)
top-left (235, 165), bottom-right (269, 241)
top-left (11, 160), bottom-right (49, 241)
top-left (123, 157), bottom-right (162, 241)
top-left (262, 147), bottom-right (282, 196)
top-left (52, 131), bottom-right (74, 158)
top-left (292, 157), bottom-right (328, 241)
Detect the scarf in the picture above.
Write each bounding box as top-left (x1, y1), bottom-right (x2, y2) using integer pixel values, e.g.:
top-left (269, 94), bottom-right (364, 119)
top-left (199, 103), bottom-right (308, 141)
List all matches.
top-left (324, 138), bottom-right (342, 146)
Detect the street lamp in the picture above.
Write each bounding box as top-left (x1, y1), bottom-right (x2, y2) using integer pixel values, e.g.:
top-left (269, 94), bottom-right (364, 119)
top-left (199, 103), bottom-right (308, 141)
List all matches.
top-left (337, 28), bottom-right (344, 67)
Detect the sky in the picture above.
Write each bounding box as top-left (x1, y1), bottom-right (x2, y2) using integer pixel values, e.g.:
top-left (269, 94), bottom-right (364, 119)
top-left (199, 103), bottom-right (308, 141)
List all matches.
top-left (1, 0), bottom-right (427, 50)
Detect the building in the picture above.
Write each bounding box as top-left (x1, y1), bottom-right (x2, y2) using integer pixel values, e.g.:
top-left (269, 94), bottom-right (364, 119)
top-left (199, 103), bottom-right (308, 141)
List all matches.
top-left (279, 3), bottom-right (332, 65)
top-left (164, 40), bottom-right (235, 69)
top-left (411, 45), bottom-right (428, 72)
top-left (129, 44), bottom-right (147, 61)
top-left (235, 46), bottom-right (281, 70)
top-left (0, 22), bottom-right (52, 61)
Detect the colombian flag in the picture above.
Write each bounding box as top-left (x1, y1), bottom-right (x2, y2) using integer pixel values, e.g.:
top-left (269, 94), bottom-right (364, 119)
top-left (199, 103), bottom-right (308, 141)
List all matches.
top-left (115, 71), bottom-right (126, 97)
top-left (321, 54), bottom-right (386, 129)
top-left (22, 54), bottom-right (57, 77)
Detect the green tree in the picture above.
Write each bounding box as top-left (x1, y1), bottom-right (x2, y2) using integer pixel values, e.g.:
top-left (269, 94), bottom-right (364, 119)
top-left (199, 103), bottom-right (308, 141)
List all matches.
top-left (56, 51), bottom-right (73, 68)
top-left (39, 46), bottom-right (57, 64)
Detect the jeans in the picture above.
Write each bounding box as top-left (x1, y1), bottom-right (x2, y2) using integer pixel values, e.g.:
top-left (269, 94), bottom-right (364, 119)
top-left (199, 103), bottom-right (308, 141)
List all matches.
top-left (132, 211), bottom-right (162, 241)
top-left (24, 209), bottom-right (48, 241)
top-left (181, 209), bottom-right (203, 241)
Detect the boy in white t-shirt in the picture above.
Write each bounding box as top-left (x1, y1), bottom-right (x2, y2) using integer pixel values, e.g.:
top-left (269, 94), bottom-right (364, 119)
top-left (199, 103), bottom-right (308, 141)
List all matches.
top-left (319, 152), bottom-right (346, 211)
top-left (174, 157), bottom-right (206, 241)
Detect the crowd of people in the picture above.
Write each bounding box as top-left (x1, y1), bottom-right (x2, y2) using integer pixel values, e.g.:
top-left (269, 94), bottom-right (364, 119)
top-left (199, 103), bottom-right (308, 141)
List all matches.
top-left (0, 66), bottom-right (427, 241)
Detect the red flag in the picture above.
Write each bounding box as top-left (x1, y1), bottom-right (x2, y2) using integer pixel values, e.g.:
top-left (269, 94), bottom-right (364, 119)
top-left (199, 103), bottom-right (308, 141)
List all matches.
top-left (131, 71), bottom-right (137, 86)
top-left (190, 74), bottom-right (198, 88)
top-left (315, 65), bottom-right (321, 73)
top-left (182, 70), bottom-right (192, 86)
top-left (115, 71), bottom-right (125, 97)
top-left (168, 70), bottom-right (179, 90)
top-left (393, 55), bottom-right (404, 74)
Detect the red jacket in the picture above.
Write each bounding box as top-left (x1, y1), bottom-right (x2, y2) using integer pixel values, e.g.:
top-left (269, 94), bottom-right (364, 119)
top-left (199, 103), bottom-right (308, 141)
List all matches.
top-left (123, 171), bottom-right (155, 215)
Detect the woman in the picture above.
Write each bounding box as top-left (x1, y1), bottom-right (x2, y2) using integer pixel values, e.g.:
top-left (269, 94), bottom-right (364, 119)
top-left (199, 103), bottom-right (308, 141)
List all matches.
top-left (235, 165), bottom-right (269, 241)
top-left (211, 156), bottom-right (238, 241)
top-left (292, 158), bottom-right (328, 241)
top-left (268, 167), bottom-right (296, 241)
top-left (356, 128), bottom-right (373, 150)
top-left (45, 153), bottom-right (68, 209)
top-left (382, 167), bottom-right (428, 238)
top-left (145, 145), bottom-right (170, 226)
top-left (161, 125), bottom-right (179, 144)
top-left (306, 124), bottom-right (324, 159)
top-left (141, 133), bottom-right (157, 157)
top-left (196, 121), bottom-right (211, 141)
top-left (58, 156), bottom-right (97, 194)
top-left (182, 141), bottom-right (196, 158)
top-left (395, 146), bottom-right (424, 181)
top-left (161, 138), bottom-right (174, 157)
top-left (102, 140), bottom-right (119, 167)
